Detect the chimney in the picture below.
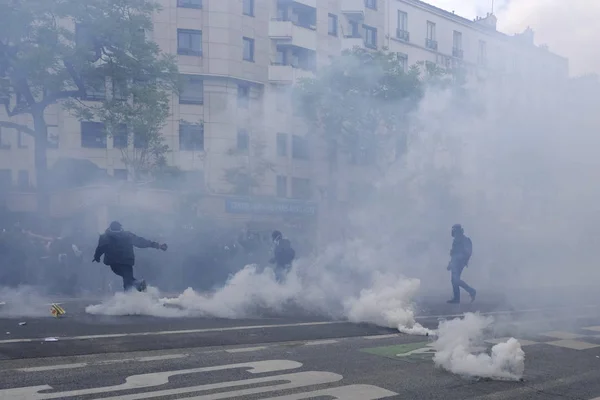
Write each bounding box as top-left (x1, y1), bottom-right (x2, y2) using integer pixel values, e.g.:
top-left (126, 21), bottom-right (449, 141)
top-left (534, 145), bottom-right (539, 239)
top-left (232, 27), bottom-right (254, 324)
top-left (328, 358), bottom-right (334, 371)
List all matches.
top-left (474, 13), bottom-right (498, 30)
top-left (515, 27), bottom-right (535, 45)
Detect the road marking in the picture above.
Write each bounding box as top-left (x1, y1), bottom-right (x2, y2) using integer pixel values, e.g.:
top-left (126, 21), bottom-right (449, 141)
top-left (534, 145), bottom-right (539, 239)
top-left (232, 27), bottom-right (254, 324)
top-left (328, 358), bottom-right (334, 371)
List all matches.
top-left (226, 346), bottom-right (268, 353)
top-left (546, 339), bottom-right (600, 350)
top-left (0, 360), bottom-right (302, 399)
top-left (16, 353), bottom-right (189, 372)
top-left (258, 384), bottom-right (397, 400)
top-left (0, 321), bottom-right (346, 344)
top-left (17, 363), bottom-right (89, 372)
top-left (416, 304), bottom-right (600, 320)
top-left (305, 339), bottom-right (339, 346)
top-left (363, 334), bottom-right (400, 340)
top-left (541, 331), bottom-right (587, 340)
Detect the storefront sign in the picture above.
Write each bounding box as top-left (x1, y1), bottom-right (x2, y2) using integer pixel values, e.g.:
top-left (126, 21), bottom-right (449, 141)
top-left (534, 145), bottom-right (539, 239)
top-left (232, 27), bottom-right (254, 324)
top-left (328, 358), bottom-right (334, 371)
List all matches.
top-left (225, 198), bottom-right (317, 216)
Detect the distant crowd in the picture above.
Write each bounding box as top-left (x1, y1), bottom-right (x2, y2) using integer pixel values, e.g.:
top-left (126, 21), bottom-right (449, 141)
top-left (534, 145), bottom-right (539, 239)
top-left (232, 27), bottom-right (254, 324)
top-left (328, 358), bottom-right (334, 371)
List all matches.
top-left (0, 218), bottom-right (311, 296)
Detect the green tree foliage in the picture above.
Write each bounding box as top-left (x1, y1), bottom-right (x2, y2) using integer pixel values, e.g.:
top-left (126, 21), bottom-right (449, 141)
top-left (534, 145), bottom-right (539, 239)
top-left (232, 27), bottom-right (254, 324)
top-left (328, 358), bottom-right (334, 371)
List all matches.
top-left (294, 48), bottom-right (456, 171)
top-left (0, 0), bottom-right (177, 204)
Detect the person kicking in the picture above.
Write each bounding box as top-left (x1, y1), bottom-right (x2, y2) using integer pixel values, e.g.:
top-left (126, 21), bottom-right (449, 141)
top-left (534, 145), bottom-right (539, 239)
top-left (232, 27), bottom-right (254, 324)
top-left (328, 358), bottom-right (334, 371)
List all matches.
top-left (93, 221), bottom-right (167, 292)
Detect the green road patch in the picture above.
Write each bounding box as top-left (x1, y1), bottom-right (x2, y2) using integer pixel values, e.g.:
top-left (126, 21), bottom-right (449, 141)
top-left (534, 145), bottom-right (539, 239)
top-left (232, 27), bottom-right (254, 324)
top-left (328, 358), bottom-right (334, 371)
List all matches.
top-left (361, 342), bottom-right (435, 363)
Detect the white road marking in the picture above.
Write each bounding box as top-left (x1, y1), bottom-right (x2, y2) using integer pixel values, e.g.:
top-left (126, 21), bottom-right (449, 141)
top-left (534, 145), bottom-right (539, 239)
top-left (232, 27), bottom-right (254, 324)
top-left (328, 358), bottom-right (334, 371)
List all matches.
top-left (0, 321), bottom-right (346, 344)
top-left (363, 334), bottom-right (400, 340)
top-left (85, 371), bottom-right (342, 400)
top-left (17, 363), bottom-right (89, 372)
top-left (304, 339), bottom-right (339, 346)
top-left (16, 354), bottom-right (189, 372)
top-left (546, 339), bottom-right (600, 350)
top-left (417, 304), bottom-right (600, 321)
top-left (226, 346), bottom-right (268, 353)
top-left (541, 331), bottom-right (587, 340)
top-left (0, 360), bottom-right (302, 399)
top-left (259, 384), bottom-right (397, 400)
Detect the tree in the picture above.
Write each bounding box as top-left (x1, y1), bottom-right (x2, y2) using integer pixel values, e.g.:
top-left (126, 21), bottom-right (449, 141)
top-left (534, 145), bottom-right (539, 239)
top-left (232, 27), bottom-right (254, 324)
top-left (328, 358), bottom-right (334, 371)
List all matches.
top-left (0, 0), bottom-right (177, 210)
top-left (294, 49), bottom-right (426, 172)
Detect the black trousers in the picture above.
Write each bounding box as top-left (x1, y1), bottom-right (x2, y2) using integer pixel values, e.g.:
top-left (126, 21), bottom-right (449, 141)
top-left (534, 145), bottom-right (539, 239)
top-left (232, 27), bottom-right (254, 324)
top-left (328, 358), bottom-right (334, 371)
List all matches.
top-left (110, 264), bottom-right (136, 291)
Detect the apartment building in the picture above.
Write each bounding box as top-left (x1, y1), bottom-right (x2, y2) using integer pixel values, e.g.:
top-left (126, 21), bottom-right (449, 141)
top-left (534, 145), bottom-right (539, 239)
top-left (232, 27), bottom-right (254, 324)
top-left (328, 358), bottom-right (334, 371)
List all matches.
top-left (0, 0), bottom-right (568, 227)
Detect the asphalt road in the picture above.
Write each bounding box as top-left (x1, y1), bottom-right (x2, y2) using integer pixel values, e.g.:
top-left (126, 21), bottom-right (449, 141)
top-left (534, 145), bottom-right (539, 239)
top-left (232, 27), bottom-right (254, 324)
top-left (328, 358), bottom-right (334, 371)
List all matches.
top-left (2, 293), bottom-right (600, 399)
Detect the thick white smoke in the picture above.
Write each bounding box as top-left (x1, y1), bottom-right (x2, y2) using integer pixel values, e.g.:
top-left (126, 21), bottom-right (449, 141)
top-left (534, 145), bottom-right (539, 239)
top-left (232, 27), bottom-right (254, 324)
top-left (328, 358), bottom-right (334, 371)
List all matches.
top-left (433, 313), bottom-right (525, 380)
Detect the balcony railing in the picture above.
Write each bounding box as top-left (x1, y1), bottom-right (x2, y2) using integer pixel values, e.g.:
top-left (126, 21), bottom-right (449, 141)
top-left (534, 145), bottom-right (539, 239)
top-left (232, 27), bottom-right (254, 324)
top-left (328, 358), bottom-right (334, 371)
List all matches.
top-left (425, 38), bottom-right (438, 51)
top-left (271, 17), bottom-right (316, 30)
top-left (396, 29), bottom-right (409, 42)
top-left (452, 47), bottom-right (464, 59)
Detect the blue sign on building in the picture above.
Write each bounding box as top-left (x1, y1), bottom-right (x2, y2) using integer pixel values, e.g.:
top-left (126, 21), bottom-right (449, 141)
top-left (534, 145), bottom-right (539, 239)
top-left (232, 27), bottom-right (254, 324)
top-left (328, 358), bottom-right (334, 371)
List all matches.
top-left (225, 198), bottom-right (317, 216)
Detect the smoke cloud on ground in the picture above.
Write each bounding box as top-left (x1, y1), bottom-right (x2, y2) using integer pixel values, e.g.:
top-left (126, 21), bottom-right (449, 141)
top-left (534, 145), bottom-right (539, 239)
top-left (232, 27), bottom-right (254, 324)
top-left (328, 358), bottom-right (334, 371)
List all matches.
top-left (0, 286), bottom-right (56, 318)
top-left (433, 313), bottom-right (525, 380)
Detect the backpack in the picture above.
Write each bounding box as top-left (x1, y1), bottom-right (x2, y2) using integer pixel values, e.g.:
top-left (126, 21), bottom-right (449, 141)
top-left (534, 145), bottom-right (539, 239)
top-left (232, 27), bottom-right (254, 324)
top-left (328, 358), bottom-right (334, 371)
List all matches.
top-left (464, 237), bottom-right (472, 265)
top-left (278, 239), bottom-right (296, 264)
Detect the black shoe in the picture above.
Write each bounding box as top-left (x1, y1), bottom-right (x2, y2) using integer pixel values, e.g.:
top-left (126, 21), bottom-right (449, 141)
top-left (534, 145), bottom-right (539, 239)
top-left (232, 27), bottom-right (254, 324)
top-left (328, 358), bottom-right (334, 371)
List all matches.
top-left (137, 280), bottom-right (147, 292)
top-left (447, 299), bottom-right (460, 304)
top-left (470, 290), bottom-right (477, 303)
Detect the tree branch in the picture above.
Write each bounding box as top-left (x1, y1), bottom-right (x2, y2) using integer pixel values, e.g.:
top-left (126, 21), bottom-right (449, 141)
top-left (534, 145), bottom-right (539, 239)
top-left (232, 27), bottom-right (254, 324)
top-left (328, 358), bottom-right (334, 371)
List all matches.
top-left (0, 121), bottom-right (35, 136)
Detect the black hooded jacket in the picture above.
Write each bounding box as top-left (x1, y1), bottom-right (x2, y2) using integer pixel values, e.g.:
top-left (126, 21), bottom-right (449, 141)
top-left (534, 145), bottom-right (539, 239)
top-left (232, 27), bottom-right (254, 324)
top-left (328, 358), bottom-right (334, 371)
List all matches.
top-left (94, 229), bottom-right (158, 266)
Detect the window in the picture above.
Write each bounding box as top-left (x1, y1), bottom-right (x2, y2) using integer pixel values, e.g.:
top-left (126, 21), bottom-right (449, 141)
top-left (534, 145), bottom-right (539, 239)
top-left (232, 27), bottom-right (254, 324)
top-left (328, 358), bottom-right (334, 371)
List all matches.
top-left (84, 76), bottom-right (106, 101)
top-left (453, 31), bottom-right (463, 58)
top-left (17, 170), bottom-right (29, 190)
top-left (114, 169), bottom-right (128, 180)
top-left (364, 25), bottom-right (377, 49)
top-left (365, 0), bottom-right (377, 10)
top-left (0, 170), bottom-right (11, 188)
top-left (276, 133), bottom-right (287, 156)
top-left (180, 75), bottom-right (204, 104)
top-left (113, 124), bottom-right (129, 149)
top-left (47, 125), bottom-right (59, 149)
top-left (237, 85), bottom-right (250, 108)
top-left (397, 11), bottom-right (408, 41)
top-left (292, 135), bottom-right (309, 160)
top-left (177, 29), bottom-right (202, 56)
top-left (17, 132), bottom-right (28, 149)
top-left (81, 122), bottom-right (107, 148)
top-left (291, 177), bottom-right (311, 200)
top-left (243, 37), bottom-right (255, 62)
top-left (328, 14), bottom-right (338, 36)
top-left (426, 21), bottom-right (437, 50)
top-left (177, 0), bottom-right (201, 9)
top-left (237, 129), bottom-right (249, 151)
top-left (242, 0), bottom-right (254, 16)
top-left (348, 21), bottom-right (360, 38)
top-left (0, 128), bottom-right (10, 149)
top-left (133, 129), bottom-right (147, 149)
top-left (478, 40), bottom-right (487, 66)
top-left (179, 123), bottom-right (204, 151)
top-left (397, 52), bottom-right (408, 72)
top-left (276, 175), bottom-right (287, 197)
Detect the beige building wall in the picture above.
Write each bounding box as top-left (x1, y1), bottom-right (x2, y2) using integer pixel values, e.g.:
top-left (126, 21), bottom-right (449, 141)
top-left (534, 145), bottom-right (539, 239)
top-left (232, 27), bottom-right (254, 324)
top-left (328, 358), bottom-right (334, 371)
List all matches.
top-left (0, 0), bottom-right (567, 218)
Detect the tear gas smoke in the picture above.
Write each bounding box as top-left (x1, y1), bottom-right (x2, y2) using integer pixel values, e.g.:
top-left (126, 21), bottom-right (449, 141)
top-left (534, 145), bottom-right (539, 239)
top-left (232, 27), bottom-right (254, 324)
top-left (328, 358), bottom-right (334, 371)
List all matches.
top-left (0, 286), bottom-right (56, 318)
top-left (433, 313), bottom-right (525, 380)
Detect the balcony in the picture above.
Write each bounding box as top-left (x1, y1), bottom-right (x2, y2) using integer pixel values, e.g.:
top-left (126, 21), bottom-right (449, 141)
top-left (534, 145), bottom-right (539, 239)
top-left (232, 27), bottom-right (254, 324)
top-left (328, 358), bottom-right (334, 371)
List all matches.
top-left (342, 35), bottom-right (364, 51)
top-left (269, 64), bottom-right (315, 83)
top-left (279, 0), bottom-right (317, 8)
top-left (452, 47), bottom-right (464, 59)
top-left (425, 38), bottom-right (438, 51)
top-left (340, 0), bottom-right (365, 18)
top-left (396, 29), bottom-right (410, 42)
top-left (269, 19), bottom-right (317, 51)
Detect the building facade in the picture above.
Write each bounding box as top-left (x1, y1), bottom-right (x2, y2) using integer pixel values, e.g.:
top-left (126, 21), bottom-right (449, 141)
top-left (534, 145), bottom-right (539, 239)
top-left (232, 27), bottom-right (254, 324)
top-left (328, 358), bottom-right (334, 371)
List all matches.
top-left (0, 0), bottom-right (568, 228)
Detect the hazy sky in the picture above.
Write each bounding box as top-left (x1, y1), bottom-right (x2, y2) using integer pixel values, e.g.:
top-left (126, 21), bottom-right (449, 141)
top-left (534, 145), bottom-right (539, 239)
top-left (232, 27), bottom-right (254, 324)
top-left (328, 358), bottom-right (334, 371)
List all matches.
top-left (426, 0), bottom-right (599, 76)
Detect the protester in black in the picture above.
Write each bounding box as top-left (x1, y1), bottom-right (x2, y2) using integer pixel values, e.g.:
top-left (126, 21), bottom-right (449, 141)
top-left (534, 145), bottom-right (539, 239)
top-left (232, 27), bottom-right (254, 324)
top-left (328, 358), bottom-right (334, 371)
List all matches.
top-left (93, 221), bottom-right (167, 292)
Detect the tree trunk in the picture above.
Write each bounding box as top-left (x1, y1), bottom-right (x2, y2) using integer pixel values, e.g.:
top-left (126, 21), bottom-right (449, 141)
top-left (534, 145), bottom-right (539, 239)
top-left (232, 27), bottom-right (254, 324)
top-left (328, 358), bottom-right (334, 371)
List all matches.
top-left (32, 110), bottom-right (49, 216)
